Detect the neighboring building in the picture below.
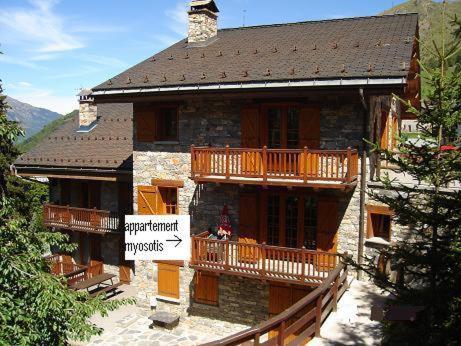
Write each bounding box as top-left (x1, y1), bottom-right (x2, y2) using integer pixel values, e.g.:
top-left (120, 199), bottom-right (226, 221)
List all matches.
top-left (15, 0), bottom-right (420, 342)
top-left (15, 93), bottom-right (134, 282)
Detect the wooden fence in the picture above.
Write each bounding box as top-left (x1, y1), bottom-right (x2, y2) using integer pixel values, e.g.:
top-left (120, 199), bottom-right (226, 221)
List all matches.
top-left (43, 204), bottom-right (121, 233)
top-left (202, 261), bottom-right (349, 346)
top-left (191, 233), bottom-right (339, 285)
top-left (191, 146), bottom-right (358, 185)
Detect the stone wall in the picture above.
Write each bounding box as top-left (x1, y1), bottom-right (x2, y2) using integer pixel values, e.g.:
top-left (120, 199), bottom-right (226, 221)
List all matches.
top-left (190, 275), bottom-right (269, 326)
top-left (101, 181), bottom-right (118, 212)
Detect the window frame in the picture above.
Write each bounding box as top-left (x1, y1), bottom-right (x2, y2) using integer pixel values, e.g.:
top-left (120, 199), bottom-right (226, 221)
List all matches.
top-left (366, 204), bottom-right (393, 241)
top-left (134, 103), bottom-right (179, 143)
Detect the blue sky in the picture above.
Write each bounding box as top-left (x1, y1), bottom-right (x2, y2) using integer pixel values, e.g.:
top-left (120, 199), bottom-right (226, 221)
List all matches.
top-left (0, 0), bottom-right (407, 114)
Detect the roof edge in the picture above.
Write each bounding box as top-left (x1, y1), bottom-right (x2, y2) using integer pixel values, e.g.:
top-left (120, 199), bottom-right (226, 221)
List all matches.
top-left (92, 77), bottom-right (406, 95)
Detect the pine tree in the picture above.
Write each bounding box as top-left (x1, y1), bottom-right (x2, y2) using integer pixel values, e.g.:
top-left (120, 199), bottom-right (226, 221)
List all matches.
top-left (347, 5), bottom-right (461, 345)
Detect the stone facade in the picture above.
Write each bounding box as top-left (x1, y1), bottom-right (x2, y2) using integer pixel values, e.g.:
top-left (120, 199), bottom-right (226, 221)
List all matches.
top-left (188, 9), bottom-right (218, 43)
top-left (79, 101), bottom-right (97, 127)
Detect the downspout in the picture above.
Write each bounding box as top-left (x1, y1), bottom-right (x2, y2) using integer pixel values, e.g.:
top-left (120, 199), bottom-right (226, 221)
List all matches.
top-left (357, 88), bottom-right (368, 280)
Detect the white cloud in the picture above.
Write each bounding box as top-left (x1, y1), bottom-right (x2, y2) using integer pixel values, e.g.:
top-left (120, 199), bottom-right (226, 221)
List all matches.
top-left (0, 54), bottom-right (41, 69)
top-left (76, 53), bottom-right (127, 69)
top-left (0, 0), bottom-right (83, 53)
top-left (165, 1), bottom-right (189, 37)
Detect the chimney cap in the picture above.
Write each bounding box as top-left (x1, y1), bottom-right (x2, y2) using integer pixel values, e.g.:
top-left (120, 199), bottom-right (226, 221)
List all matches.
top-left (190, 0), bottom-right (219, 13)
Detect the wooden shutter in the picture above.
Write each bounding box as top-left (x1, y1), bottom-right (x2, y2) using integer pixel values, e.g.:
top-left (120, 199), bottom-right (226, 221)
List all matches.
top-left (157, 263), bottom-right (180, 299)
top-left (60, 180), bottom-right (71, 205)
top-left (134, 103), bottom-right (156, 142)
top-left (238, 193), bottom-right (260, 263)
top-left (137, 186), bottom-right (158, 215)
top-left (194, 272), bottom-right (218, 305)
top-left (88, 181), bottom-right (101, 209)
top-left (241, 106), bottom-right (260, 148)
top-left (299, 106), bottom-right (320, 149)
top-left (239, 193), bottom-right (259, 242)
top-left (316, 199), bottom-right (339, 254)
top-left (118, 182), bottom-right (132, 214)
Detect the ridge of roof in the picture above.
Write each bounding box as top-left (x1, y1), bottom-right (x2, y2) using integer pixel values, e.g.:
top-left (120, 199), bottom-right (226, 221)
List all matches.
top-left (218, 12), bottom-right (418, 33)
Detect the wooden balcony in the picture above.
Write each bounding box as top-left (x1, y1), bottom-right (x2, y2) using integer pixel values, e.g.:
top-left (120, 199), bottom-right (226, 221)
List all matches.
top-left (47, 254), bottom-right (104, 287)
top-left (191, 232), bottom-right (340, 286)
top-left (191, 146), bottom-right (359, 189)
top-left (43, 204), bottom-right (122, 234)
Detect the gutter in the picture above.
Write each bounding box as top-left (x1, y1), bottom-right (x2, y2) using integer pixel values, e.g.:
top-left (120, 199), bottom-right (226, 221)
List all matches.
top-left (92, 77), bottom-right (406, 96)
top-left (14, 165), bottom-right (132, 176)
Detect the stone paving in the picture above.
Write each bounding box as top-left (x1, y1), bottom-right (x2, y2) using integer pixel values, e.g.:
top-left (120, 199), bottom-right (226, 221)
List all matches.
top-left (70, 285), bottom-right (249, 346)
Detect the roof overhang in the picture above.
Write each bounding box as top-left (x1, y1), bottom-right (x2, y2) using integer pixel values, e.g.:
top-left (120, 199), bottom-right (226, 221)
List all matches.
top-left (14, 165), bottom-right (132, 182)
top-left (92, 77), bottom-right (406, 97)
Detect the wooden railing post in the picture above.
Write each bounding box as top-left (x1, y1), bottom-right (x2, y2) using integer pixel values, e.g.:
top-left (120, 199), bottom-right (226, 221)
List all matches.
top-left (315, 293), bottom-right (323, 337)
top-left (261, 242), bottom-right (266, 278)
top-left (190, 145), bottom-right (195, 177)
top-left (332, 275), bottom-right (339, 312)
top-left (303, 146), bottom-right (308, 183)
top-left (277, 321), bottom-right (285, 345)
top-left (225, 145), bottom-right (230, 179)
top-left (301, 246), bottom-right (306, 283)
top-left (225, 239), bottom-right (230, 270)
top-left (346, 146), bottom-right (352, 183)
top-left (262, 145), bottom-right (268, 182)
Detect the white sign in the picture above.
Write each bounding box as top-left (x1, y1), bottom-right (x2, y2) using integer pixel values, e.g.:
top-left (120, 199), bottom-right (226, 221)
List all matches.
top-left (124, 215), bottom-right (191, 261)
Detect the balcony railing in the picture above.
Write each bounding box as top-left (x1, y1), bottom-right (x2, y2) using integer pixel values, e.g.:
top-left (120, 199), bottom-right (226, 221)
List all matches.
top-left (43, 204), bottom-right (122, 234)
top-left (191, 232), bottom-right (339, 286)
top-left (46, 254), bottom-right (104, 287)
top-left (191, 146), bottom-right (358, 188)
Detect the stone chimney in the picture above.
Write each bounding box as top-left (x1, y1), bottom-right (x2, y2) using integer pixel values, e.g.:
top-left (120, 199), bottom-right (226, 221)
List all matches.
top-left (188, 0), bottom-right (219, 43)
top-left (77, 89), bottom-right (97, 130)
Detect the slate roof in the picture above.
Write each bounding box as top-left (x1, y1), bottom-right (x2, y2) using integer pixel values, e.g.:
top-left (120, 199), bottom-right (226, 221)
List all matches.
top-left (93, 13), bottom-right (418, 92)
top-left (15, 103), bottom-right (133, 171)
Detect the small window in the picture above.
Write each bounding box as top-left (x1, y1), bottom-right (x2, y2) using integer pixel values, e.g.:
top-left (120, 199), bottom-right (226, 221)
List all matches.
top-left (156, 107), bottom-right (178, 141)
top-left (158, 187), bottom-right (178, 215)
top-left (367, 205), bottom-right (393, 241)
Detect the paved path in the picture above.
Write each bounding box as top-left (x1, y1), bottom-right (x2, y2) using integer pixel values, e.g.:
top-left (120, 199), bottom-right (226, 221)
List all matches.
top-left (70, 285), bottom-right (248, 346)
top-left (310, 279), bottom-right (387, 346)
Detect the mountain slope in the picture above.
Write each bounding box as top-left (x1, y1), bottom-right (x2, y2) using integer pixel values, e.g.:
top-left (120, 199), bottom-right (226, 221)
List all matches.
top-left (381, 0), bottom-right (461, 67)
top-left (6, 96), bottom-right (61, 140)
top-left (17, 109), bottom-right (78, 153)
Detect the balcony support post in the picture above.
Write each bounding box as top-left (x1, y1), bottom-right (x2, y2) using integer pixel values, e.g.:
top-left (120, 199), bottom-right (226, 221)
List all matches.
top-left (261, 242), bottom-right (266, 278)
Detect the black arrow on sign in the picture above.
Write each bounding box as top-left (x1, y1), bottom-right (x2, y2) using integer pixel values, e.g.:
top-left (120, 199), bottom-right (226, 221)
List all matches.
top-left (166, 234), bottom-right (182, 248)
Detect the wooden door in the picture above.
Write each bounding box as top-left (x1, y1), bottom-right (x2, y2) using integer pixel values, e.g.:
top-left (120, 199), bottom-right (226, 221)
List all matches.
top-left (269, 284), bottom-right (312, 344)
top-left (238, 193), bottom-right (260, 263)
top-left (298, 106), bottom-right (320, 149)
top-left (137, 185), bottom-right (159, 215)
top-left (89, 234), bottom-right (104, 277)
top-left (119, 236), bottom-right (131, 283)
top-left (194, 272), bottom-right (218, 305)
top-left (316, 199), bottom-right (339, 270)
top-left (157, 263), bottom-right (180, 299)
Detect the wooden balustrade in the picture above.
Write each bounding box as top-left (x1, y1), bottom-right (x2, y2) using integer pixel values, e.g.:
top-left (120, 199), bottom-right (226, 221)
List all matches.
top-left (46, 255), bottom-right (104, 287)
top-left (191, 233), bottom-right (339, 286)
top-left (191, 146), bottom-right (359, 188)
top-left (43, 204), bottom-right (122, 233)
top-left (201, 261), bottom-right (349, 346)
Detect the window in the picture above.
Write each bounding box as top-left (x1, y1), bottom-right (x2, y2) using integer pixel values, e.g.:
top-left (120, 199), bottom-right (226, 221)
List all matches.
top-left (367, 205), bottom-right (393, 241)
top-left (134, 104), bottom-right (178, 142)
top-left (156, 107), bottom-right (178, 141)
top-left (158, 187), bottom-right (178, 215)
top-left (265, 105), bottom-right (300, 149)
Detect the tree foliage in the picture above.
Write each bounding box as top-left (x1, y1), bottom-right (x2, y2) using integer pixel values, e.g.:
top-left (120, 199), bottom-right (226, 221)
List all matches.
top-left (347, 4), bottom-right (461, 345)
top-left (0, 55), bottom-right (133, 345)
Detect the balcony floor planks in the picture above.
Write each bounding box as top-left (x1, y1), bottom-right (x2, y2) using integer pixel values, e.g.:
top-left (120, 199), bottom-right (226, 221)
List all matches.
top-left (192, 174), bottom-right (357, 189)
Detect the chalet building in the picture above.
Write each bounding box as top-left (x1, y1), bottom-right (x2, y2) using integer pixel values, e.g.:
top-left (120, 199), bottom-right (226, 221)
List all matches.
top-left (15, 94), bottom-right (134, 282)
top-left (15, 0), bottom-right (419, 341)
